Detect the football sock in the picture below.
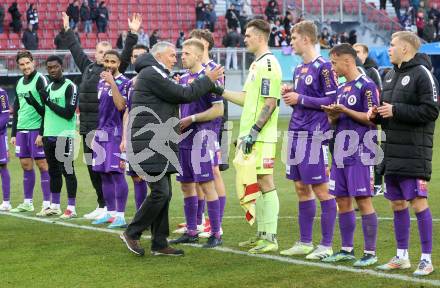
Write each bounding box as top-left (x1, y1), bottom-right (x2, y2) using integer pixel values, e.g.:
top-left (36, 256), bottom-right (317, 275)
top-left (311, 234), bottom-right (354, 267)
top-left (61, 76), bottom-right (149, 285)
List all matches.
top-left (416, 208), bottom-right (432, 254)
top-left (184, 196), bottom-right (198, 235)
top-left (133, 180), bottom-right (147, 210)
top-left (113, 173), bottom-right (128, 213)
top-left (51, 192), bottom-right (61, 205)
top-left (256, 194), bottom-right (265, 235)
top-left (207, 199), bottom-right (221, 238)
top-left (263, 189), bottom-right (279, 237)
top-left (219, 195), bottom-right (226, 227)
top-left (339, 210), bottom-right (356, 250)
top-left (40, 170), bottom-right (51, 202)
top-left (197, 198), bottom-right (205, 226)
top-left (320, 199), bottom-right (337, 247)
top-left (0, 167), bottom-right (10, 202)
top-left (361, 212), bottom-right (378, 253)
top-left (299, 199), bottom-right (316, 244)
top-left (101, 173), bottom-right (115, 213)
top-left (394, 208), bottom-right (410, 250)
top-left (23, 170), bottom-right (35, 201)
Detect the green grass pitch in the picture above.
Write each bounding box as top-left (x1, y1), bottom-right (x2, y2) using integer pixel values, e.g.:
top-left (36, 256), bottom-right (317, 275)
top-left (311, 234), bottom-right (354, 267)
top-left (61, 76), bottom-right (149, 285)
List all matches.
top-left (1, 118), bottom-right (440, 288)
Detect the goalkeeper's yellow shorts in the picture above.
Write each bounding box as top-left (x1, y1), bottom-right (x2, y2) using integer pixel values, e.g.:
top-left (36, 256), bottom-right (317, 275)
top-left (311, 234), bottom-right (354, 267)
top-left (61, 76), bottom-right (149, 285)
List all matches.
top-left (236, 141), bottom-right (276, 175)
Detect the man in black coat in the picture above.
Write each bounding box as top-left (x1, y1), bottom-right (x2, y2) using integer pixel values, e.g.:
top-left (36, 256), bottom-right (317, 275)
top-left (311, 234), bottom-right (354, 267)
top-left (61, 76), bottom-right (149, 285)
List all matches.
top-left (60, 12), bottom-right (141, 219)
top-left (120, 41), bottom-right (224, 256)
top-left (370, 31), bottom-right (439, 276)
top-left (22, 23), bottom-right (38, 50)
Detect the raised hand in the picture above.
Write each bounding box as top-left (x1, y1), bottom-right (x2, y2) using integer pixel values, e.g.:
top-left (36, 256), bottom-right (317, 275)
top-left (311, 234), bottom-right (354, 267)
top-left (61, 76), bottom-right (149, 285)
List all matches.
top-left (205, 65), bottom-right (225, 83)
top-left (62, 12), bottom-right (70, 31)
top-left (128, 13), bottom-right (142, 34)
top-left (100, 71), bottom-right (115, 86)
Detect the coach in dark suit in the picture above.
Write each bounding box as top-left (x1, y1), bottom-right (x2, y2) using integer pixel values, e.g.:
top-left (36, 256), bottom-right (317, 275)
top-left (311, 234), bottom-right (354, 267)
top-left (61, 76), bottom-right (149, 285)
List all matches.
top-left (120, 41), bottom-right (224, 256)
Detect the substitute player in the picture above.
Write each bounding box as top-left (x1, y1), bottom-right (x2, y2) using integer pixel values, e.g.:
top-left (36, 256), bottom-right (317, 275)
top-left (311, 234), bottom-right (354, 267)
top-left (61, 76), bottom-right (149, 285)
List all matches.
top-left (0, 87), bottom-right (11, 211)
top-left (92, 50), bottom-right (130, 228)
top-left (25, 55), bottom-right (79, 218)
top-left (372, 32), bottom-right (439, 276)
top-left (281, 21), bottom-right (337, 260)
top-left (10, 50), bottom-right (51, 215)
top-left (321, 44), bottom-right (379, 267)
top-left (214, 19), bottom-right (281, 254)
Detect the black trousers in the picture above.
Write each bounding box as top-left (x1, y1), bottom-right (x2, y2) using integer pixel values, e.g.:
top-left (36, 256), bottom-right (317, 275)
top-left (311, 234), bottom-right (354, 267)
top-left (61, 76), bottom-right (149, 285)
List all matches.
top-left (82, 135), bottom-right (105, 208)
top-left (43, 137), bottom-right (77, 198)
top-left (126, 173), bottom-right (172, 250)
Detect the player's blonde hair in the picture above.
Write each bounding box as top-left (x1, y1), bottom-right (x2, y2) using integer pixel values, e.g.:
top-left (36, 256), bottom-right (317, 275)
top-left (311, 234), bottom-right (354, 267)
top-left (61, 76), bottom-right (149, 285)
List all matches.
top-left (291, 20), bottom-right (318, 44)
top-left (182, 39), bottom-right (205, 55)
top-left (391, 31), bottom-right (421, 51)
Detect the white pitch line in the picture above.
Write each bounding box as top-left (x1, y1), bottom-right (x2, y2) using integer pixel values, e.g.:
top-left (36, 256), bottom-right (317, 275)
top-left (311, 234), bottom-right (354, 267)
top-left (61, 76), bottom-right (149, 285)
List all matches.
top-left (1, 212), bottom-right (440, 287)
top-left (69, 215), bottom-right (440, 221)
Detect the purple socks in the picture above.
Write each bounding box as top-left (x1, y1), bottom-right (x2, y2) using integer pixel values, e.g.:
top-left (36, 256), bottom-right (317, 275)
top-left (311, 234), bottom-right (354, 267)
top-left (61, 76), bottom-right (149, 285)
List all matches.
top-left (0, 167), bottom-right (10, 201)
top-left (394, 208), bottom-right (410, 250)
top-left (40, 170), bottom-right (51, 202)
top-left (339, 210), bottom-right (356, 248)
top-left (219, 196), bottom-right (226, 227)
top-left (320, 199), bottom-right (337, 247)
top-left (184, 196), bottom-right (198, 235)
top-left (101, 173), bottom-right (116, 212)
top-left (133, 180), bottom-right (147, 210)
top-left (361, 212), bottom-right (378, 252)
top-left (298, 199), bottom-right (316, 244)
top-left (23, 169), bottom-right (36, 200)
top-left (207, 199), bottom-right (221, 238)
top-left (416, 208), bottom-right (432, 254)
top-left (113, 173), bottom-right (128, 213)
top-left (197, 198), bottom-right (205, 225)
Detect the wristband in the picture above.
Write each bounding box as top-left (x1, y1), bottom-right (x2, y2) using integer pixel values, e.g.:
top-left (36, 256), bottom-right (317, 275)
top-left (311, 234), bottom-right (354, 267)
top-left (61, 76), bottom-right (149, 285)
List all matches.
top-left (191, 115), bottom-right (196, 123)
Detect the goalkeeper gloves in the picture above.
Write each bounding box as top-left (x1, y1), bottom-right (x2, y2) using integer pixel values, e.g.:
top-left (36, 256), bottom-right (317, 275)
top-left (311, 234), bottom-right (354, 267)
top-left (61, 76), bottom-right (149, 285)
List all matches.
top-left (240, 124), bottom-right (261, 154)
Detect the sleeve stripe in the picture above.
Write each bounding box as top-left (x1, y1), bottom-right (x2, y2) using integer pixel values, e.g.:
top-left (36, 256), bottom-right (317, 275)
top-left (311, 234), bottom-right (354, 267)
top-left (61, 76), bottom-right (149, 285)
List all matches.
top-left (2, 110), bottom-right (9, 113)
top-left (373, 68), bottom-right (383, 90)
top-left (211, 100), bottom-right (224, 104)
top-left (420, 65), bottom-right (438, 102)
top-left (325, 90), bottom-right (337, 95)
top-left (39, 74), bottom-right (48, 86)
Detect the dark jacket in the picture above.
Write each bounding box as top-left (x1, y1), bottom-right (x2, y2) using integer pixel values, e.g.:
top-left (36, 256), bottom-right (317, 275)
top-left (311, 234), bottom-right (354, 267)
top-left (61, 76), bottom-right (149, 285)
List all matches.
top-left (129, 53), bottom-right (215, 174)
top-left (22, 29), bottom-right (38, 50)
top-left (0, 6), bottom-right (4, 24)
top-left (66, 4), bottom-right (80, 23)
top-left (358, 57), bottom-right (383, 93)
top-left (222, 30), bottom-right (241, 47)
top-left (80, 4), bottom-right (91, 22)
top-left (62, 28), bottom-right (137, 135)
top-left (97, 6), bottom-right (108, 23)
top-left (376, 53), bottom-right (439, 181)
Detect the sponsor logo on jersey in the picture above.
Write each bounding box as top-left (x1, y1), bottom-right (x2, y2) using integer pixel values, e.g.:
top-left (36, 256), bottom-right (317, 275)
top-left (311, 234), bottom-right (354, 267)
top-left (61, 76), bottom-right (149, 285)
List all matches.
top-left (263, 158), bottom-right (274, 169)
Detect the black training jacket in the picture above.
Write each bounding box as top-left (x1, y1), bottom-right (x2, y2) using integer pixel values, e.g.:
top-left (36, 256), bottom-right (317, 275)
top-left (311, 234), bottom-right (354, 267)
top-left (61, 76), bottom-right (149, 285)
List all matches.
top-left (376, 53), bottom-right (439, 181)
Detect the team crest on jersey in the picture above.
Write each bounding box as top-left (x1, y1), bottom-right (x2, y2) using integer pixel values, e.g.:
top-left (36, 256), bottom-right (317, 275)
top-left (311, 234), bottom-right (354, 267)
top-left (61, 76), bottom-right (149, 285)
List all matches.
top-left (305, 75), bottom-right (313, 85)
top-left (347, 95), bottom-right (357, 106)
top-left (401, 75), bottom-right (410, 86)
top-left (108, 89), bottom-right (113, 96)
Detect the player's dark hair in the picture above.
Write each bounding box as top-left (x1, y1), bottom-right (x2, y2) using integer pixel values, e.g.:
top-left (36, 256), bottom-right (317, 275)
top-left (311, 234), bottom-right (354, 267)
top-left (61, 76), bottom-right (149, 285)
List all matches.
top-left (245, 19), bottom-right (271, 39)
top-left (329, 43), bottom-right (357, 59)
top-left (16, 50), bottom-right (33, 63)
top-left (45, 55), bottom-right (63, 66)
top-left (189, 29), bottom-right (215, 51)
top-left (104, 50), bottom-right (121, 61)
top-left (132, 44), bottom-right (149, 53)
